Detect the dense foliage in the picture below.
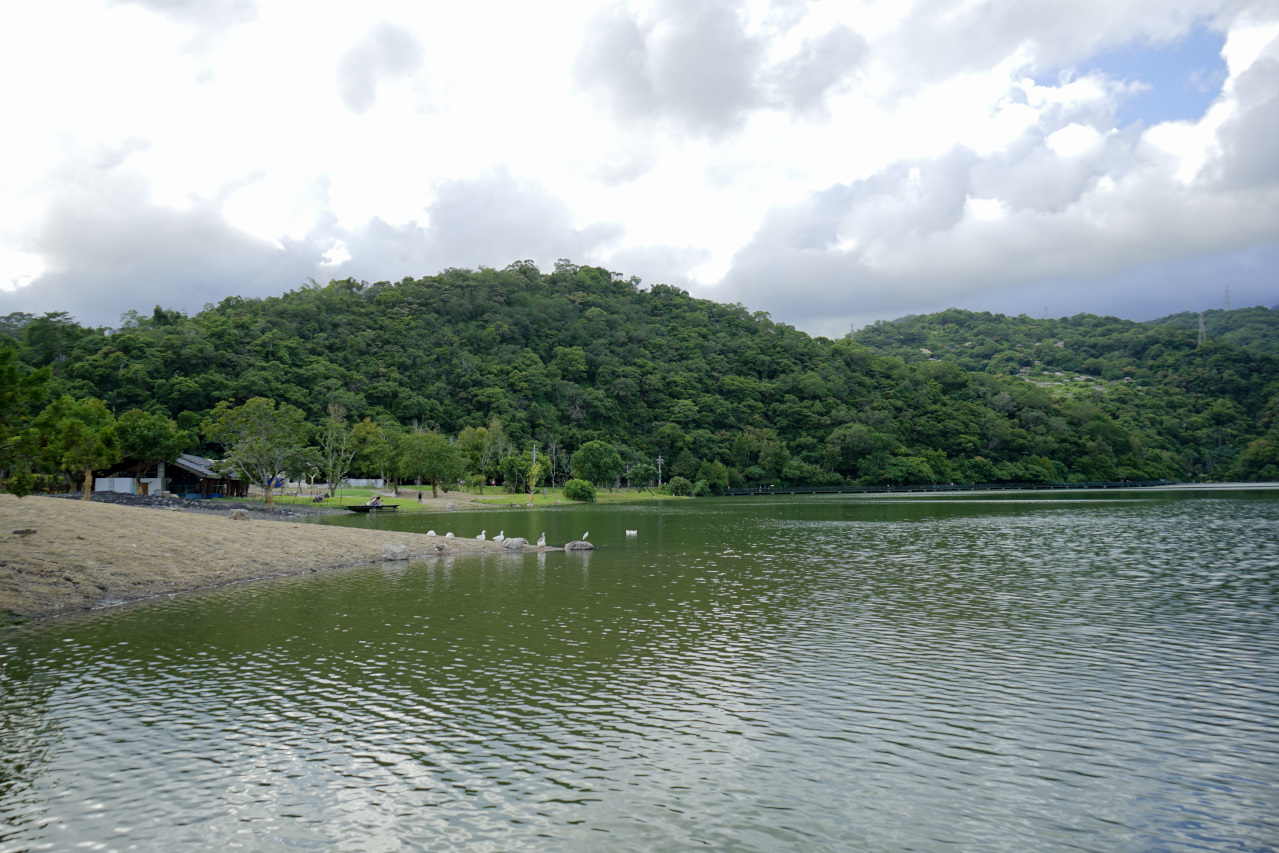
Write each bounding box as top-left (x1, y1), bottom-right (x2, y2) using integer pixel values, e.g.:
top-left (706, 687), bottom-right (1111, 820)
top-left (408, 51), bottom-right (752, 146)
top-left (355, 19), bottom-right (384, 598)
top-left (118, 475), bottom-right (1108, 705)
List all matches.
top-left (2, 263), bottom-right (1276, 492)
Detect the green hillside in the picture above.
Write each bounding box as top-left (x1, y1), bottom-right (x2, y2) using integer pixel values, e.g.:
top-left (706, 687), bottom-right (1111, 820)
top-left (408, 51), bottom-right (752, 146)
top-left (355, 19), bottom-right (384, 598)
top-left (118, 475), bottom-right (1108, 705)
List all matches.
top-left (4, 264), bottom-right (1278, 488)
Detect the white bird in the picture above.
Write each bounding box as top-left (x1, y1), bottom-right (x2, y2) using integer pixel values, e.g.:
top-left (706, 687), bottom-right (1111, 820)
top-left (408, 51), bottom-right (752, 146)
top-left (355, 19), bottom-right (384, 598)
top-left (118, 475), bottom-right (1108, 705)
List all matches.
top-left (493, 530), bottom-right (505, 542)
top-left (625, 529), bottom-right (637, 536)
top-left (537, 532), bottom-right (546, 547)
top-left (475, 530), bottom-right (486, 540)
top-left (582, 531), bottom-right (589, 540)
top-left (445, 532), bottom-right (454, 538)
top-left (427, 529), bottom-right (436, 536)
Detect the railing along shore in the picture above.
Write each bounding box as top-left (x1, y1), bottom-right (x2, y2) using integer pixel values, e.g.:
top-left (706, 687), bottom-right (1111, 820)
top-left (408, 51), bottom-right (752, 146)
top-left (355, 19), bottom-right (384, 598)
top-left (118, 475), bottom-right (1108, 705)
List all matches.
top-left (724, 480), bottom-right (1178, 496)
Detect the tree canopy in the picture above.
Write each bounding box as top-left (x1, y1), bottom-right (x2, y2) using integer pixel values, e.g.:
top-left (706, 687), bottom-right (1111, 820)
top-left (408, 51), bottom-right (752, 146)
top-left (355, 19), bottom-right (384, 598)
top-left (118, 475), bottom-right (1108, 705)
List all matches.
top-left (4, 267), bottom-right (1276, 494)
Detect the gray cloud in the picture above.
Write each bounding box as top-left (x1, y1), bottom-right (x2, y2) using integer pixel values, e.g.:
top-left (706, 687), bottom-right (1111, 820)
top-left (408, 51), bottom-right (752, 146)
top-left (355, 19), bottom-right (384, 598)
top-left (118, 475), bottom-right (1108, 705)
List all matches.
top-left (575, 0), bottom-right (866, 137)
top-left (0, 151), bottom-right (627, 327)
top-left (1212, 35), bottom-right (1279, 188)
top-left (764, 25), bottom-right (868, 117)
top-left (335, 22), bottom-right (425, 114)
top-left (603, 244), bottom-right (713, 292)
top-left (575, 0), bottom-right (762, 136)
top-left (715, 86), bottom-right (1279, 336)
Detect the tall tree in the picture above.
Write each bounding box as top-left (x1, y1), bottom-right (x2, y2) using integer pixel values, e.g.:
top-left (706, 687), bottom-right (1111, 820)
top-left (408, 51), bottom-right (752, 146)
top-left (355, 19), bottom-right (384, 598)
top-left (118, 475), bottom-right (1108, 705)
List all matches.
top-left (33, 396), bottom-right (121, 499)
top-left (0, 346), bottom-right (50, 497)
top-left (571, 440), bottom-right (624, 489)
top-left (318, 403), bottom-right (357, 498)
top-left (398, 430), bottom-right (464, 498)
top-left (115, 409), bottom-right (192, 494)
top-left (204, 397), bottom-right (308, 508)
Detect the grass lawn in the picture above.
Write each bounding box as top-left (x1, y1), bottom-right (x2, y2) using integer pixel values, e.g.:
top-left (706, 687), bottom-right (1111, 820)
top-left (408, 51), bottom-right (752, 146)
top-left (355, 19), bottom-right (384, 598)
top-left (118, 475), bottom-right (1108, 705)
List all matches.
top-left (473, 487), bottom-right (683, 507)
top-left (264, 488), bottom-right (434, 512)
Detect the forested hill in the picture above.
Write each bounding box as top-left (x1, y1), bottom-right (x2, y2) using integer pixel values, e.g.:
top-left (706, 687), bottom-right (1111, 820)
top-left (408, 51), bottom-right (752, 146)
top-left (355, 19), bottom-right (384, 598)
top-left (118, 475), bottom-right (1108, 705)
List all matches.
top-left (4, 262), bottom-right (1279, 485)
top-left (1150, 307), bottom-right (1279, 356)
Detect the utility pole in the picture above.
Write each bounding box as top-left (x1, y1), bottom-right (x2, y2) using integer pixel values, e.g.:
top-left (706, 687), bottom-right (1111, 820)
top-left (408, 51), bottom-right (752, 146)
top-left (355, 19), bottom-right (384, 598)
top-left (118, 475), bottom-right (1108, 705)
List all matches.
top-left (656, 454), bottom-right (663, 487)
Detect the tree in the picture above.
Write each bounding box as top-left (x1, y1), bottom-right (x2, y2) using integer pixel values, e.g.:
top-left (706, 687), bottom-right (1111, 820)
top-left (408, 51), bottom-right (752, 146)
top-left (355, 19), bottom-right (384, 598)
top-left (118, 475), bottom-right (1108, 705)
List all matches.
top-left (351, 418), bottom-right (397, 482)
top-left (630, 460), bottom-right (658, 492)
top-left (0, 346), bottom-right (50, 496)
top-left (318, 404), bottom-right (357, 497)
top-left (115, 409), bottom-right (192, 494)
top-left (570, 440), bottom-right (624, 488)
top-left (696, 459), bottom-right (730, 495)
top-left (204, 397), bottom-right (308, 508)
top-left (398, 431), bottom-right (464, 498)
top-left (33, 396), bottom-right (121, 499)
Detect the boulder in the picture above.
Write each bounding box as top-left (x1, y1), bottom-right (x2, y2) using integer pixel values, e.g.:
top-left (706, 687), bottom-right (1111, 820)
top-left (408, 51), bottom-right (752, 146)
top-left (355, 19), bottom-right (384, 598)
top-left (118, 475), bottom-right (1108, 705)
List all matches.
top-left (228, 509), bottom-right (249, 521)
top-left (564, 540), bottom-right (594, 550)
top-left (502, 537), bottom-right (528, 550)
top-left (382, 544), bottom-right (410, 561)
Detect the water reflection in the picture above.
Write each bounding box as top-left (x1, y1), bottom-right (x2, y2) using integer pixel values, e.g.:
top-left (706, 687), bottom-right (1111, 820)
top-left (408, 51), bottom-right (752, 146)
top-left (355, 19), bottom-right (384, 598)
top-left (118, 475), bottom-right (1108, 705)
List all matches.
top-left (2, 491), bottom-right (1277, 851)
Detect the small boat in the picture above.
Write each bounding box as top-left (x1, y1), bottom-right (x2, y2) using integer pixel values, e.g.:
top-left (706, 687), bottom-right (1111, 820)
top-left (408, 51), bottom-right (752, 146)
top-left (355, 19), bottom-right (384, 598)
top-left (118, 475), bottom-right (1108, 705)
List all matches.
top-left (344, 504), bottom-right (399, 513)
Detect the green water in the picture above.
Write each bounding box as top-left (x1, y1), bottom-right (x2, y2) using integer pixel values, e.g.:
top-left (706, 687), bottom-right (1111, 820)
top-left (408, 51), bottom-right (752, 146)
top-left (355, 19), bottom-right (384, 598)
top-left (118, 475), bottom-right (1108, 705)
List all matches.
top-left (2, 489), bottom-right (1277, 851)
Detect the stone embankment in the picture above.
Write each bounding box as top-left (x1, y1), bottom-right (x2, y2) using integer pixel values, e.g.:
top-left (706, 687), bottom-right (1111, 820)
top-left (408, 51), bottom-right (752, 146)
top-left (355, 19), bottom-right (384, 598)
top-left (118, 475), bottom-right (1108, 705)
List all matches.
top-left (0, 494), bottom-right (556, 622)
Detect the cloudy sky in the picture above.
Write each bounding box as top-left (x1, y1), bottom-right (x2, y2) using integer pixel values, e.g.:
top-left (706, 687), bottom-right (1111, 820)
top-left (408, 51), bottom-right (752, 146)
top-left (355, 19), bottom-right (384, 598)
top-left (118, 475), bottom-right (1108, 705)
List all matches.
top-left (2, 0), bottom-right (1276, 337)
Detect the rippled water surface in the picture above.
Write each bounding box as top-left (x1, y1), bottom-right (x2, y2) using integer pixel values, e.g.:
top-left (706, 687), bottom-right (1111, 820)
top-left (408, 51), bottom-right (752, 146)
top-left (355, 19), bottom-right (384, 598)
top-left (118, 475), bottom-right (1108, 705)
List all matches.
top-left (3, 489), bottom-right (1278, 852)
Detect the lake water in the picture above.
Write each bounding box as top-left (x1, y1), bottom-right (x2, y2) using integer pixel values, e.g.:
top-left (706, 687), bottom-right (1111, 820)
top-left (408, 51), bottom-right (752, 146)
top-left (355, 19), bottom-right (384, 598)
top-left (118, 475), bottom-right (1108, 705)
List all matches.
top-left (2, 488), bottom-right (1277, 852)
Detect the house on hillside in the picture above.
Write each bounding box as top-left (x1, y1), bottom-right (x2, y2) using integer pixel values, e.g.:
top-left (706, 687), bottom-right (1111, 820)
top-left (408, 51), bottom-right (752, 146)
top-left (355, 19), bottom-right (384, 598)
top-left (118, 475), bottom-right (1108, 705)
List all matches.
top-left (95, 453), bottom-right (247, 498)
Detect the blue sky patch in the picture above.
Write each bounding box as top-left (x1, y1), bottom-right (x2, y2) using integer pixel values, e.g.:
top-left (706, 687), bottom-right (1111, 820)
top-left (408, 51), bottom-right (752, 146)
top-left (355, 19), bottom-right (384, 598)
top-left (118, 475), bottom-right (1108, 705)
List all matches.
top-left (1057, 27), bottom-right (1228, 127)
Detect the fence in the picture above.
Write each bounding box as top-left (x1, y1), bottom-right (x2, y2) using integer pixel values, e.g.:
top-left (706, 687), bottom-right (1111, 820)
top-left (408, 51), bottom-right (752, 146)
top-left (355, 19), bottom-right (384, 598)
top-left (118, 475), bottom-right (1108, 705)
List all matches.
top-left (724, 480), bottom-right (1176, 497)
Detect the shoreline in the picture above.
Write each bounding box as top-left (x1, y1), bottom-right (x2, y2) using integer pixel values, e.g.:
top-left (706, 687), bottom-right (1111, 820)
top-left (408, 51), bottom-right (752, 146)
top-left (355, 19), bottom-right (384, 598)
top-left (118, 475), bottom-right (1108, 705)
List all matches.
top-left (0, 495), bottom-right (555, 624)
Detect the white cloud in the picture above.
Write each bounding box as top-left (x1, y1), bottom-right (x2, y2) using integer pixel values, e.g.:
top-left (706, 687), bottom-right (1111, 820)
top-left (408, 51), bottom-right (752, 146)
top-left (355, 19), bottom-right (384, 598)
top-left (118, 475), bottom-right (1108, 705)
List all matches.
top-left (0, 0), bottom-right (1276, 332)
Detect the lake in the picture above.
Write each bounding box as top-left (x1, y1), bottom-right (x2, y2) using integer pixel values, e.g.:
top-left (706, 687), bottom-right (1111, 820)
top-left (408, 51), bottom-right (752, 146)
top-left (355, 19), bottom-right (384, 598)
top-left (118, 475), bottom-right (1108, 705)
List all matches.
top-left (2, 488), bottom-right (1277, 851)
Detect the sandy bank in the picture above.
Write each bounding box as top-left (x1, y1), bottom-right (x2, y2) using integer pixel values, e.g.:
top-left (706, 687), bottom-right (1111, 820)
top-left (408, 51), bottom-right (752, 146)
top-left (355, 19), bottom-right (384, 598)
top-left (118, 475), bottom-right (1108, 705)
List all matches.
top-left (0, 495), bottom-right (548, 622)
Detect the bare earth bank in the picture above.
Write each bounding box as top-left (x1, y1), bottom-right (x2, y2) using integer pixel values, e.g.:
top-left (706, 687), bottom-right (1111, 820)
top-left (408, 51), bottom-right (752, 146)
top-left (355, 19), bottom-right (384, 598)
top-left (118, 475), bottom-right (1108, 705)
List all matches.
top-left (0, 495), bottom-right (553, 622)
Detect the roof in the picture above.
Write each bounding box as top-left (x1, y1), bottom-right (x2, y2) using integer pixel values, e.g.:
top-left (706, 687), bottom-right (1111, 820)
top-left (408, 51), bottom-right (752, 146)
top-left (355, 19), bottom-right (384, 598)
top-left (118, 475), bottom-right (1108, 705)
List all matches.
top-left (173, 454), bottom-right (240, 480)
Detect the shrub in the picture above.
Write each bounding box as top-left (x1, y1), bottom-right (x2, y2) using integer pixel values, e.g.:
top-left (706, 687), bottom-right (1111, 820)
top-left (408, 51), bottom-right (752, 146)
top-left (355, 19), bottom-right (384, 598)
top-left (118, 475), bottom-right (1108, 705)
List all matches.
top-left (667, 476), bottom-right (693, 496)
top-left (692, 479), bottom-right (711, 497)
top-left (562, 478), bottom-right (596, 502)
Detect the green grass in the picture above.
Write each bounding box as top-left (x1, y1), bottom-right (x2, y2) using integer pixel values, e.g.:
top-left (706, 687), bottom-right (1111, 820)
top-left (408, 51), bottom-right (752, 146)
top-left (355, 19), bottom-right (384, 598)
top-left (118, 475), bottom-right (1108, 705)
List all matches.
top-left (263, 488), bottom-right (433, 512)
top-left (473, 487), bottom-right (683, 507)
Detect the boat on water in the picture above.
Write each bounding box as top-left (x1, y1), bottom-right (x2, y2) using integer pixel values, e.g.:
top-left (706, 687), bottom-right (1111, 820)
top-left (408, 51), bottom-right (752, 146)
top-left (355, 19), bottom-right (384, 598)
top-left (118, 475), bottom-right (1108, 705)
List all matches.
top-left (343, 504), bottom-right (399, 513)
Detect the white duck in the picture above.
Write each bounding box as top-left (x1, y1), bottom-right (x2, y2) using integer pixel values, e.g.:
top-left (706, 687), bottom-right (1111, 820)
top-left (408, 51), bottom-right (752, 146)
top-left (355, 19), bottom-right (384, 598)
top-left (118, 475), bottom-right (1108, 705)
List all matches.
top-left (493, 531), bottom-right (505, 542)
top-left (537, 532), bottom-right (546, 547)
top-left (582, 531), bottom-right (589, 540)
top-left (427, 530), bottom-right (436, 536)
top-left (475, 530), bottom-right (486, 541)
top-left (445, 532), bottom-right (455, 538)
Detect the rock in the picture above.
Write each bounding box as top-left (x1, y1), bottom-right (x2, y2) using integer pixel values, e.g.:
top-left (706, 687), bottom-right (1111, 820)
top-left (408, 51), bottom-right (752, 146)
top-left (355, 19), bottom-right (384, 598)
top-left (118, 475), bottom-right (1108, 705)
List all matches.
top-left (228, 509), bottom-right (249, 521)
top-left (564, 540), bottom-right (594, 550)
top-left (12, 529), bottom-right (36, 536)
top-left (502, 537), bottom-right (528, 550)
top-left (446, 502), bottom-right (456, 510)
top-left (382, 544), bottom-right (409, 561)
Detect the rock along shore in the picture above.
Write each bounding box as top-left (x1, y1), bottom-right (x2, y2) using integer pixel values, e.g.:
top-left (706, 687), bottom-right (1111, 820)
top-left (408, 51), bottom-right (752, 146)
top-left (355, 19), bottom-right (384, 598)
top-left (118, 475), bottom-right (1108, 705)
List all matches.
top-left (0, 494), bottom-right (555, 623)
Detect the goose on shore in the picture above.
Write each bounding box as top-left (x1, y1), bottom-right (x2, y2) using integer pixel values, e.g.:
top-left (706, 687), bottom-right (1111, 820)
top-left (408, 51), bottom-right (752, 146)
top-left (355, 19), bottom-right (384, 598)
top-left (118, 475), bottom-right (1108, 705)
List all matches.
top-left (583, 531), bottom-right (589, 540)
top-left (476, 530), bottom-right (486, 541)
top-left (445, 532), bottom-right (454, 538)
top-left (427, 530), bottom-right (436, 536)
top-left (537, 532), bottom-right (546, 547)
top-left (493, 531), bottom-right (505, 542)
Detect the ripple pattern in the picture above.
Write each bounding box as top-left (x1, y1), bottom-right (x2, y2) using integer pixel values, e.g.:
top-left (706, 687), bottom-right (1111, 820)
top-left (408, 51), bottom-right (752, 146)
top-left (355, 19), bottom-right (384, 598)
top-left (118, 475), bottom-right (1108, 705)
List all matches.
top-left (2, 492), bottom-right (1277, 852)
